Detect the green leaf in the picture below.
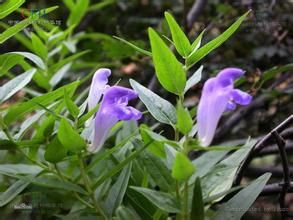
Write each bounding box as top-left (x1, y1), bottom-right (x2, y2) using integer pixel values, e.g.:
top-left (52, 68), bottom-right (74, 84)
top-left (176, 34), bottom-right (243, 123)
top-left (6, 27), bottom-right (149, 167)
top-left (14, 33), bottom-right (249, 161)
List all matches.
top-left (190, 29), bottom-right (205, 54)
top-left (0, 54), bottom-right (24, 76)
top-left (67, 0), bottom-right (89, 26)
top-left (186, 11), bottom-right (250, 68)
top-left (93, 139), bottom-right (153, 188)
top-left (176, 102), bottom-right (193, 135)
top-left (0, 6), bottom-right (58, 44)
top-left (49, 63), bottom-right (72, 87)
top-left (213, 173), bottom-right (271, 220)
top-left (201, 140), bottom-right (256, 201)
top-left (88, 0), bottom-right (115, 12)
top-left (0, 0), bottom-right (25, 19)
top-left (0, 69), bottom-right (36, 103)
top-left (44, 137), bottom-right (67, 163)
top-left (64, 89), bottom-right (79, 118)
top-left (113, 36), bottom-right (152, 57)
top-left (0, 139), bottom-right (17, 150)
top-left (63, 0), bottom-right (75, 10)
top-left (141, 151), bottom-right (174, 191)
top-left (164, 12), bottom-right (191, 57)
top-left (148, 28), bottom-right (186, 95)
top-left (130, 187), bottom-right (180, 213)
top-left (130, 79), bottom-right (177, 125)
top-left (191, 178), bottom-right (205, 220)
top-left (5, 174), bottom-right (87, 195)
top-left (0, 180), bottom-right (29, 207)
top-left (0, 164), bottom-right (42, 175)
top-left (116, 206), bottom-right (139, 220)
top-left (4, 81), bottom-right (79, 124)
top-left (31, 33), bottom-right (48, 60)
top-left (184, 65), bottom-right (203, 93)
top-left (50, 50), bottom-right (89, 73)
top-left (104, 163), bottom-right (132, 217)
top-left (9, 52), bottom-right (46, 70)
top-left (140, 126), bottom-right (167, 157)
top-left (172, 152), bottom-right (195, 180)
top-left (57, 118), bottom-right (86, 152)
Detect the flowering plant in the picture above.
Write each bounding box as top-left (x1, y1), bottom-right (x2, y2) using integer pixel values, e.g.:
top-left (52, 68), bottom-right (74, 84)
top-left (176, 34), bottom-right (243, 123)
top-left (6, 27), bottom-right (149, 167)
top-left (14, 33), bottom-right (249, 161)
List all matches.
top-left (1, 2), bottom-right (289, 220)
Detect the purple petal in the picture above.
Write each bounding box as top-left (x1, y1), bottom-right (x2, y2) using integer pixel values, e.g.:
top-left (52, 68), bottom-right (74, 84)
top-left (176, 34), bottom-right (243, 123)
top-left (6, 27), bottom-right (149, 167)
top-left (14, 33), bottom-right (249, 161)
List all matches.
top-left (197, 67), bottom-right (252, 147)
top-left (88, 68), bottom-right (111, 110)
top-left (102, 86), bottom-right (138, 105)
top-left (89, 111), bottom-right (118, 152)
top-left (89, 86), bottom-right (141, 152)
top-left (217, 68), bottom-right (245, 87)
top-left (226, 101), bottom-right (236, 111)
top-left (112, 105), bottom-right (142, 120)
top-left (230, 89), bottom-right (252, 106)
top-left (197, 78), bottom-right (230, 147)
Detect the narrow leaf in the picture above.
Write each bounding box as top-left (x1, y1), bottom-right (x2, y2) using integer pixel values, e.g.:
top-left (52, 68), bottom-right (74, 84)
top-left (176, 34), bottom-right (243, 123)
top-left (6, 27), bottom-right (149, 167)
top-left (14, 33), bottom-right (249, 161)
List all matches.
top-left (165, 12), bottom-right (191, 57)
top-left (130, 187), bottom-right (180, 213)
top-left (0, 180), bottom-right (29, 207)
top-left (114, 36), bottom-right (152, 56)
top-left (213, 173), bottom-right (271, 220)
top-left (184, 65), bottom-right (203, 93)
top-left (148, 28), bottom-right (186, 94)
top-left (186, 11), bottom-right (250, 68)
top-left (0, 0), bottom-right (25, 19)
top-left (130, 79), bottom-right (177, 125)
top-left (191, 178), bottom-right (205, 220)
top-left (104, 163), bottom-right (132, 217)
top-left (0, 69), bottom-right (36, 102)
top-left (0, 6), bottom-right (58, 44)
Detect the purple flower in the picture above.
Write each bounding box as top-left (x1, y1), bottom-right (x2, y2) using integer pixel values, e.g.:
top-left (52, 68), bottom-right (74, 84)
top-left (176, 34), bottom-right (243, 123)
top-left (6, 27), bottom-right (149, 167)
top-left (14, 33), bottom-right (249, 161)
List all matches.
top-left (197, 68), bottom-right (252, 147)
top-left (88, 68), bottom-right (142, 153)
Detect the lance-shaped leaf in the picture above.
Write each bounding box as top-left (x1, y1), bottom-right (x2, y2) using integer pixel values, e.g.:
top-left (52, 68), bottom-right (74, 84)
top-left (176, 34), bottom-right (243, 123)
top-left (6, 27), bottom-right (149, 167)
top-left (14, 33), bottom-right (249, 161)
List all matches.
top-left (130, 79), bottom-right (177, 125)
top-left (0, 69), bottom-right (36, 103)
top-left (165, 12), bottom-right (191, 57)
top-left (0, 6), bottom-right (58, 44)
top-left (186, 11), bottom-right (250, 69)
top-left (184, 65), bottom-right (203, 93)
top-left (130, 187), bottom-right (180, 213)
top-left (148, 28), bottom-right (186, 95)
top-left (213, 173), bottom-right (271, 220)
top-left (0, 0), bottom-right (25, 19)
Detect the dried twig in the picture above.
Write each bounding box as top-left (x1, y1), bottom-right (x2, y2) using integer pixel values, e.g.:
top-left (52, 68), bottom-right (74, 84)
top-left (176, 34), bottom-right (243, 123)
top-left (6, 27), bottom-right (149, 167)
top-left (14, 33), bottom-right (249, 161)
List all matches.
top-left (235, 115), bottom-right (293, 185)
top-left (187, 0), bottom-right (207, 29)
top-left (261, 182), bottom-right (293, 196)
top-left (272, 131), bottom-right (291, 219)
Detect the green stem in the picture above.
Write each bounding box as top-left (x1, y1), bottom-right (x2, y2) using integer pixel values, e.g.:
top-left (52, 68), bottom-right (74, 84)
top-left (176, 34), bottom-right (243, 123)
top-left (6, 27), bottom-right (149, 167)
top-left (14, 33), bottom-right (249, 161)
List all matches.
top-left (78, 154), bottom-right (107, 219)
top-left (183, 180), bottom-right (189, 220)
top-left (54, 164), bottom-right (94, 209)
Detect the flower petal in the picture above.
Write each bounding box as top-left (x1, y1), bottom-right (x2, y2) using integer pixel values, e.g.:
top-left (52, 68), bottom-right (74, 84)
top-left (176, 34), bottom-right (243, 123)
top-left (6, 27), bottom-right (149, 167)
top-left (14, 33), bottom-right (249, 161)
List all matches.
top-left (89, 86), bottom-right (142, 152)
top-left (88, 68), bottom-right (111, 110)
top-left (230, 89), bottom-right (252, 105)
top-left (217, 68), bottom-right (245, 87)
top-left (102, 86), bottom-right (138, 105)
top-left (197, 79), bottom-right (229, 147)
top-left (112, 105), bottom-right (142, 120)
top-left (89, 111), bottom-right (118, 153)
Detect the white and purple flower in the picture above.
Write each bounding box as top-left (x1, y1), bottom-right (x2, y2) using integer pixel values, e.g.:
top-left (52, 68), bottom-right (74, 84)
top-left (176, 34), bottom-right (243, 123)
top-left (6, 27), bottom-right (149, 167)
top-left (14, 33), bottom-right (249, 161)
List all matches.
top-left (197, 68), bottom-right (252, 147)
top-left (87, 68), bottom-right (142, 153)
